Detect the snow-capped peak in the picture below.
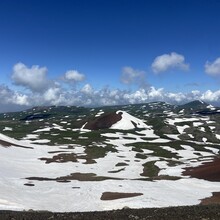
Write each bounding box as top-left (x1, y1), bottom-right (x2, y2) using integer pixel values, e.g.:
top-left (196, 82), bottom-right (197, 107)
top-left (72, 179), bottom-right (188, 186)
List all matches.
top-left (110, 110), bottom-right (149, 130)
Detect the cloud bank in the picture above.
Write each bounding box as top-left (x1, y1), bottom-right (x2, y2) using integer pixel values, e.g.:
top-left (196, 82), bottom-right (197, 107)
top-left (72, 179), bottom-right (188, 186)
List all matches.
top-left (1, 82), bottom-right (220, 113)
top-left (1, 59), bottom-right (220, 112)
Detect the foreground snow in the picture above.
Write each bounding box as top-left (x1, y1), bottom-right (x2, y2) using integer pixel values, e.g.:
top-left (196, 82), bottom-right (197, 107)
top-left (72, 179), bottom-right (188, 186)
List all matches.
top-left (0, 131), bottom-right (220, 212)
top-left (1, 177), bottom-right (220, 212)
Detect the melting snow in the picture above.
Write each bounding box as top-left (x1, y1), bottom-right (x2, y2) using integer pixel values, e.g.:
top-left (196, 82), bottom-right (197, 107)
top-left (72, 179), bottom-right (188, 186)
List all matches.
top-left (165, 134), bottom-right (180, 140)
top-left (176, 125), bottom-right (189, 134)
top-left (166, 117), bottom-right (200, 126)
top-left (110, 111), bottom-right (149, 130)
top-left (3, 127), bottom-right (13, 131)
top-left (207, 104), bottom-right (216, 110)
top-left (95, 110), bottom-right (104, 117)
top-left (193, 122), bottom-right (203, 127)
top-left (205, 147), bottom-right (219, 154)
top-left (188, 134), bottom-right (194, 139)
top-left (33, 127), bottom-right (51, 133)
top-left (202, 137), bottom-right (207, 143)
top-left (1, 103), bottom-right (220, 212)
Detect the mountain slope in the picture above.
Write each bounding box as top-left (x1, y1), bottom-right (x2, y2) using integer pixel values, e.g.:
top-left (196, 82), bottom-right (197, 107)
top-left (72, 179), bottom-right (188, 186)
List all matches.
top-left (84, 110), bottom-right (149, 130)
top-left (0, 100), bottom-right (220, 212)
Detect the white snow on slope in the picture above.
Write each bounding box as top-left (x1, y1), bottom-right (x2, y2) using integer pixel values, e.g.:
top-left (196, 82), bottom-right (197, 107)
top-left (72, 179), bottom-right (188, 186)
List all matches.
top-left (166, 117), bottom-right (200, 126)
top-left (207, 104), bottom-right (216, 110)
top-left (33, 127), bottom-right (51, 133)
top-left (0, 119), bottom-right (220, 213)
top-left (177, 125), bottom-right (189, 134)
top-left (95, 110), bottom-right (104, 117)
top-left (165, 134), bottom-right (180, 140)
top-left (3, 127), bottom-right (13, 131)
top-left (193, 122), bottom-right (203, 127)
top-left (110, 111), bottom-right (149, 130)
top-left (0, 133), bottom-right (35, 148)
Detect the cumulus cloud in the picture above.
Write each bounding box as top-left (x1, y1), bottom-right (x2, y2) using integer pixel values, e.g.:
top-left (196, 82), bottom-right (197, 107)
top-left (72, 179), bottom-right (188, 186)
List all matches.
top-left (121, 66), bottom-right (145, 85)
top-left (152, 52), bottom-right (189, 73)
top-left (11, 62), bottom-right (49, 92)
top-left (205, 57), bottom-right (220, 76)
top-left (0, 84), bottom-right (29, 112)
top-left (81, 84), bottom-right (93, 94)
top-left (3, 81), bottom-right (220, 112)
top-left (63, 70), bottom-right (85, 83)
top-left (2, 61), bottom-right (220, 112)
top-left (201, 90), bottom-right (220, 102)
top-left (0, 84), bottom-right (28, 106)
top-left (43, 87), bottom-right (61, 102)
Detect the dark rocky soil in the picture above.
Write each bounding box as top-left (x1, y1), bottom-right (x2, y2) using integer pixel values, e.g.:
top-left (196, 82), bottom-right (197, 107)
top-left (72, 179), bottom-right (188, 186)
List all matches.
top-left (183, 157), bottom-right (220, 181)
top-left (84, 111), bottom-right (122, 130)
top-left (1, 205), bottom-right (220, 220)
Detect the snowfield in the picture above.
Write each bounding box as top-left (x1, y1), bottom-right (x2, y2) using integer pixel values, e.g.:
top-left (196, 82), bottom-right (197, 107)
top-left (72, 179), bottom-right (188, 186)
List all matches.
top-left (0, 105), bottom-right (220, 212)
top-left (0, 129), bottom-right (220, 211)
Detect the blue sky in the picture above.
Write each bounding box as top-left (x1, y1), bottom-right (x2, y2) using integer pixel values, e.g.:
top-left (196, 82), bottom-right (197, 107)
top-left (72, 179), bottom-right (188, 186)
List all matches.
top-left (1, 0), bottom-right (220, 112)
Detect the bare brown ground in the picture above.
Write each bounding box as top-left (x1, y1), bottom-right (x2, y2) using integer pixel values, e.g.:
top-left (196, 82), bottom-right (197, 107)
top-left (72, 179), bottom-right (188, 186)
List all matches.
top-left (0, 139), bottom-right (12, 147)
top-left (182, 157), bottom-right (220, 181)
top-left (200, 192), bottom-right (220, 205)
top-left (84, 111), bottom-right (122, 130)
top-left (183, 157), bottom-right (220, 207)
top-left (100, 192), bottom-right (143, 200)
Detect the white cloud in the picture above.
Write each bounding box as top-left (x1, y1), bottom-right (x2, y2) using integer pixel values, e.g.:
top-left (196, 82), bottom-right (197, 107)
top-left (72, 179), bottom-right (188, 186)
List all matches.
top-left (81, 84), bottom-right (93, 94)
top-left (0, 85), bottom-right (29, 105)
top-left (12, 92), bottom-right (29, 105)
top-left (64, 70), bottom-right (85, 83)
top-left (166, 92), bottom-right (187, 103)
top-left (152, 52), bottom-right (189, 73)
top-left (3, 80), bottom-right (220, 112)
top-left (43, 87), bottom-right (61, 102)
top-left (148, 87), bottom-right (164, 99)
top-left (2, 61), bottom-right (220, 112)
top-left (0, 84), bottom-right (29, 112)
top-left (201, 90), bottom-right (220, 102)
top-left (205, 58), bottom-right (220, 76)
top-left (11, 62), bottom-right (49, 92)
top-left (121, 66), bottom-right (145, 85)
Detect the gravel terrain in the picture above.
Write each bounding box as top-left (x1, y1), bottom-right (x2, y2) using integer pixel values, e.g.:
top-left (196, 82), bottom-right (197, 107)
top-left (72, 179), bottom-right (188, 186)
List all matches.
top-left (1, 205), bottom-right (220, 220)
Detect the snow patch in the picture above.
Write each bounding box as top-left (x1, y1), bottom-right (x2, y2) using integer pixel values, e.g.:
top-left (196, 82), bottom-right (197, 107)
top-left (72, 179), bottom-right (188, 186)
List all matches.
top-left (110, 111), bottom-right (149, 130)
top-left (3, 127), bottom-right (13, 131)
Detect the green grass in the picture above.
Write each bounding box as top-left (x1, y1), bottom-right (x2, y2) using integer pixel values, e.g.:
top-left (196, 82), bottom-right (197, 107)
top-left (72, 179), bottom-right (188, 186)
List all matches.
top-left (127, 142), bottom-right (180, 159)
top-left (85, 145), bottom-right (117, 159)
top-left (141, 161), bottom-right (160, 178)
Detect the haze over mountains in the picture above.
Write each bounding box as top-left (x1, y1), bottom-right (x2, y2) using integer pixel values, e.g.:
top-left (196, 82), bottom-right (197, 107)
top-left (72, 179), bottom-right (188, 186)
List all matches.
top-left (0, 100), bottom-right (220, 211)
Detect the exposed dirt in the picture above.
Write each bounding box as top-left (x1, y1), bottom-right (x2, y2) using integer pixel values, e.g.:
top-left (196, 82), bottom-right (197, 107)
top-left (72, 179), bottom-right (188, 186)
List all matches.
top-left (182, 157), bottom-right (220, 181)
top-left (100, 192), bottom-right (143, 200)
top-left (0, 139), bottom-right (12, 147)
top-left (84, 111), bottom-right (122, 130)
top-left (200, 192), bottom-right (220, 205)
top-left (1, 205), bottom-right (220, 220)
